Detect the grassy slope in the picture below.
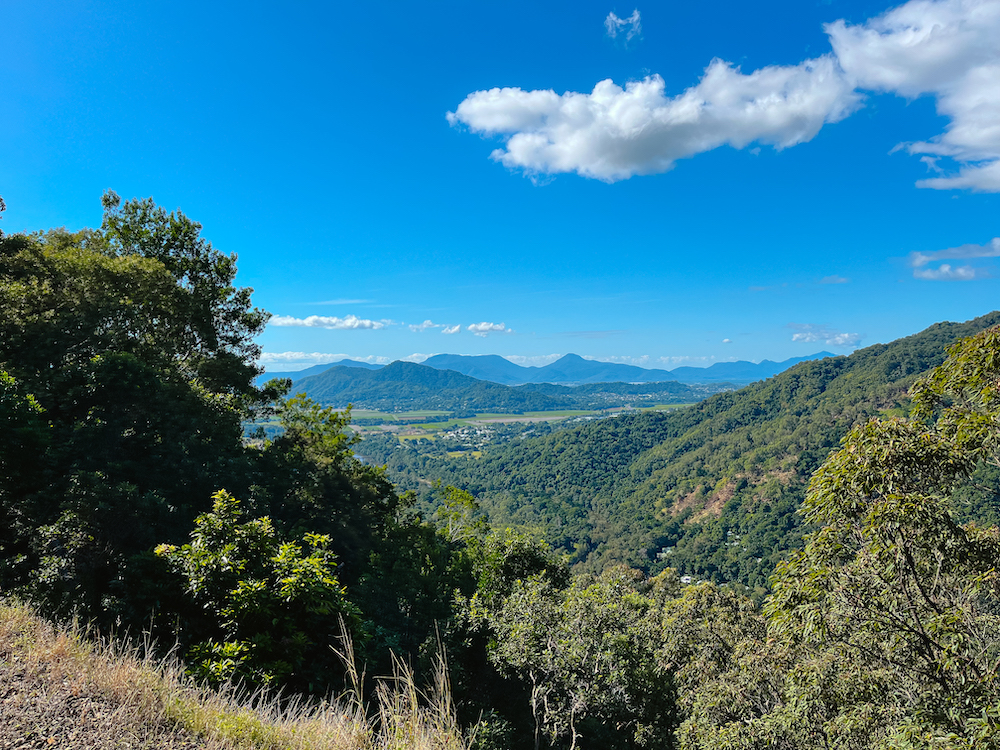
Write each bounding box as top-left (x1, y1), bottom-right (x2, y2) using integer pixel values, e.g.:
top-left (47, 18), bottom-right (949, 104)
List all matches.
top-left (0, 601), bottom-right (468, 750)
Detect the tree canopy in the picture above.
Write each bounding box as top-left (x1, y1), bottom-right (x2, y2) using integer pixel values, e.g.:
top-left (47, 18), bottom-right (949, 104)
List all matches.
top-left (3, 193), bottom-right (1000, 748)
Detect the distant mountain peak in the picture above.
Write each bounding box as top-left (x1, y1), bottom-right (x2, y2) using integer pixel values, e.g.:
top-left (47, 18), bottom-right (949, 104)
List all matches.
top-left (421, 351), bottom-right (831, 386)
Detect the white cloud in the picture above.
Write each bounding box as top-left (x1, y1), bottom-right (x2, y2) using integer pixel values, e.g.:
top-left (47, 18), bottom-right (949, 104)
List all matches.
top-left (468, 321), bottom-right (513, 337)
top-left (789, 323), bottom-right (862, 347)
top-left (401, 353), bottom-right (434, 363)
top-left (448, 56), bottom-right (860, 181)
top-left (409, 319), bottom-right (441, 332)
top-left (269, 314), bottom-right (387, 330)
top-left (827, 0), bottom-right (1000, 192)
top-left (913, 263), bottom-right (986, 280)
top-left (909, 237), bottom-right (1000, 279)
top-left (450, 0), bottom-right (1000, 191)
top-left (820, 275), bottom-right (850, 284)
top-left (605, 9), bottom-right (641, 41)
top-left (409, 319), bottom-right (464, 333)
top-left (920, 155), bottom-right (943, 173)
top-left (258, 351), bottom-right (390, 367)
top-left (722, 338), bottom-right (733, 344)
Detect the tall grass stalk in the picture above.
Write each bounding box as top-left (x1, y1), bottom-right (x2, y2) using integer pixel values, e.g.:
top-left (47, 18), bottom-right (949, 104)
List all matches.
top-left (0, 600), bottom-right (471, 749)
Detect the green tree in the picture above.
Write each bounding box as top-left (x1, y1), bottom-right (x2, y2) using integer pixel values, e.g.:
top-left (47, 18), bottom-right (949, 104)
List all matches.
top-left (484, 567), bottom-right (676, 750)
top-left (0, 370), bottom-right (48, 582)
top-left (156, 490), bottom-right (359, 692)
top-left (677, 326), bottom-right (1000, 749)
top-left (96, 190), bottom-right (268, 399)
top-left (254, 396), bottom-right (402, 582)
top-left (0, 194), bottom-right (277, 621)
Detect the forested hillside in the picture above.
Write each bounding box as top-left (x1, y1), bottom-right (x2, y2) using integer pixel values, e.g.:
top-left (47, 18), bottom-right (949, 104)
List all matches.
top-left (363, 312), bottom-right (1000, 589)
top-left (0, 195), bottom-right (457, 694)
top-left (289, 360), bottom-right (572, 412)
top-left (4, 196), bottom-right (1000, 749)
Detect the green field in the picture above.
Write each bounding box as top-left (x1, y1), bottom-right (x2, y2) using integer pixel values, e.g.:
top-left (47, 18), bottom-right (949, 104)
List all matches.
top-left (472, 409), bottom-right (597, 419)
top-left (351, 409), bottom-right (451, 420)
top-left (258, 403), bottom-right (695, 443)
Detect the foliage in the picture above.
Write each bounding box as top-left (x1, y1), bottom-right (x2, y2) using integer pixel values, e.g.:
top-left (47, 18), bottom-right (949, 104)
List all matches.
top-left (479, 567), bottom-right (677, 750)
top-left (7, 192), bottom-right (1000, 749)
top-left (156, 490), bottom-right (359, 691)
top-left (0, 370), bottom-right (46, 502)
top-left (471, 527), bottom-right (570, 608)
top-left (253, 396), bottom-right (402, 582)
top-left (97, 190), bottom-right (268, 398)
top-left (676, 326), bottom-right (1000, 748)
top-left (0, 198), bottom-right (279, 619)
top-left (362, 313), bottom-right (1000, 587)
top-left (291, 361), bottom-right (572, 414)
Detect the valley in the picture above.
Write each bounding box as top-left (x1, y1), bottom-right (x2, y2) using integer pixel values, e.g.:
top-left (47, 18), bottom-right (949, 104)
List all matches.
top-left (358, 312), bottom-right (1000, 591)
top-left (10, 0), bottom-right (1000, 742)
top-left (5, 202), bottom-right (1000, 749)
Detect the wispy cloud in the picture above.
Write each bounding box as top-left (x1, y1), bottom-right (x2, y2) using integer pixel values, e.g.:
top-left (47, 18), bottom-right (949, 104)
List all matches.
top-left (605, 9), bottom-right (641, 41)
top-left (908, 237), bottom-right (1000, 280)
top-left (788, 323), bottom-right (862, 347)
top-left (914, 264), bottom-right (987, 281)
top-left (269, 314), bottom-right (388, 330)
top-left (409, 319), bottom-right (465, 333)
top-left (409, 319), bottom-right (441, 332)
top-left (819, 275), bottom-right (850, 284)
top-left (450, 0), bottom-right (1000, 191)
top-left (468, 321), bottom-right (513, 338)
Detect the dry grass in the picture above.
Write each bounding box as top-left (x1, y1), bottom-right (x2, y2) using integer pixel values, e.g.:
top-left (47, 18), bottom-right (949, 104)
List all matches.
top-left (0, 601), bottom-right (471, 750)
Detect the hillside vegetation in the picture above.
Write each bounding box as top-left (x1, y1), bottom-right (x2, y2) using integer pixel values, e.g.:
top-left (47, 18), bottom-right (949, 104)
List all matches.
top-left (289, 361), bottom-right (572, 413)
top-left (363, 312), bottom-right (1000, 588)
top-left (4, 195), bottom-right (1000, 749)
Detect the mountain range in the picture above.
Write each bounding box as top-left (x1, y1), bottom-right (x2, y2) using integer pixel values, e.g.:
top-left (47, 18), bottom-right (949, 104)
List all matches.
top-left (283, 360), bottom-right (727, 413)
top-left (257, 351), bottom-right (833, 388)
top-left (359, 312), bottom-right (1000, 588)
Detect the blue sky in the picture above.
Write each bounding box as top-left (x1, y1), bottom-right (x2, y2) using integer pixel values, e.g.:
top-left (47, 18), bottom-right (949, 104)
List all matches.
top-left (3, 0), bottom-right (999, 371)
